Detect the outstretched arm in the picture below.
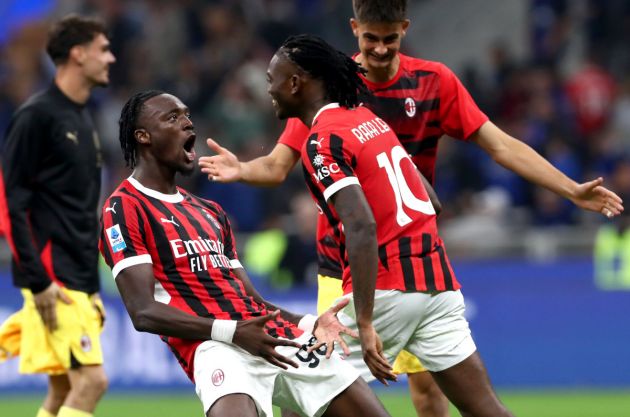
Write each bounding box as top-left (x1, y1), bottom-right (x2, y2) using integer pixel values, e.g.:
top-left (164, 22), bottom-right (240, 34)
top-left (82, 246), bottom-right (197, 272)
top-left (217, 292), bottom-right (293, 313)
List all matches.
top-left (330, 185), bottom-right (396, 385)
top-left (115, 263), bottom-right (300, 369)
top-left (199, 139), bottom-right (300, 186)
top-left (471, 121), bottom-right (624, 217)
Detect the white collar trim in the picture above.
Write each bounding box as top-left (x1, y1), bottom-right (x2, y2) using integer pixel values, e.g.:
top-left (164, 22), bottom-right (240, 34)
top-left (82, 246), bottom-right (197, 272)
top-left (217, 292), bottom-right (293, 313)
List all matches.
top-left (127, 176), bottom-right (184, 203)
top-left (312, 102), bottom-right (340, 124)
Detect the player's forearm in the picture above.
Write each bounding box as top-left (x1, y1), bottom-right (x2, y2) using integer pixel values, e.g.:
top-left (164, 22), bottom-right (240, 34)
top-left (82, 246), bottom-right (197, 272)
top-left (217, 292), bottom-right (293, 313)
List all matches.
top-left (474, 122), bottom-right (578, 200)
top-left (239, 156), bottom-right (291, 186)
top-left (127, 301), bottom-right (215, 339)
top-left (344, 218), bottom-right (378, 328)
top-left (419, 173), bottom-right (442, 215)
top-left (494, 136), bottom-right (576, 198)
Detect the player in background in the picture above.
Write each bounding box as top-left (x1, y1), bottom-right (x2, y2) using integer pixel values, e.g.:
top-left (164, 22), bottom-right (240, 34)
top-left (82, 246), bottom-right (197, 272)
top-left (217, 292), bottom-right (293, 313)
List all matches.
top-left (100, 90), bottom-right (394, 417)
top-left (199, 1), bottom-right (623, 416)
top-left (0, 15), bottom-right (115, 417)
top-left (266, 33), bottom-right (519, 417)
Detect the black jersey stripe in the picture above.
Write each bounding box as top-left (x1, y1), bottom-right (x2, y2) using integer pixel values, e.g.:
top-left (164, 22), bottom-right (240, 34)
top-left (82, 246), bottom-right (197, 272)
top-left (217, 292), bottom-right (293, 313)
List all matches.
top-left (378, 244), bottom-right (389, 271)
top-left (177, 196), bottom-right (252, 319)
top-left (422, 233), bottom-right (436, 291)
top-left (161, 336), bottom-right (189, 371)
top-left (147, 194), bottom-right (243, 320)
top-left (329, 134), bottom-right (354, 177)
top-left (399, 237), bottom-right (416, 292)
top-left (437, 245), bottom-right (455, 290)
top-left (405, 135), bottom-right (440, 157)
top-left (368, 70), bottom-right (433, 93)
top-left (108, 195), bottom-right (139, 258)
top-left (119, 188), bottom-right (212, 318)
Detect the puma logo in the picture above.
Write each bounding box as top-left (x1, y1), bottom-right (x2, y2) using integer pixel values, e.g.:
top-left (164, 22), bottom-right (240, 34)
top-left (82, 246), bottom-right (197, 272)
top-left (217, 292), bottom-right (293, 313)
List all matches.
top-left (105, 202), bottom-right (117, 214)
top-left (66, 131), bottom-right (78, 144)
top-left (161, 216), bottom-right (179, 227)
top-left (310, 137), bottom-right (325, 148)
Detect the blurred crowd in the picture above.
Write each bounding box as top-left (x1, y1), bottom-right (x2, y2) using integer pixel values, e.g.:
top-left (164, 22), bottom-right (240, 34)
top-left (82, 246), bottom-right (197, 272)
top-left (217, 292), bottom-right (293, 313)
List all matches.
top-left (1, 0), bottom-right (629, 286)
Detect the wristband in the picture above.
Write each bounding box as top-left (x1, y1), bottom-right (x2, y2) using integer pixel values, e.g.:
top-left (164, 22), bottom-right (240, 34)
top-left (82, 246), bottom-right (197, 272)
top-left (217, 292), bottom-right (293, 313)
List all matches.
top-left (211, 319), bottom-right (237, 343)
top-left (297, 314), bottom-right (317, 333)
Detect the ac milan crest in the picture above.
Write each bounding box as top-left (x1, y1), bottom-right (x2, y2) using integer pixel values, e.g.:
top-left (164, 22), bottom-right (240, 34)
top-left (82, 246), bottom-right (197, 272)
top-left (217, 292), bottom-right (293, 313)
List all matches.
top-left (212, 369), bottom-right (225, 386)
top-left (404, 97), bottom-right (416, 117)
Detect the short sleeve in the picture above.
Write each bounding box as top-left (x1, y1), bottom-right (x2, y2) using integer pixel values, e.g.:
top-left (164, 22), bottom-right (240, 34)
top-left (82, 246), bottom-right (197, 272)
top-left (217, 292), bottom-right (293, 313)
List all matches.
top-left (99, 196), bottom-right (152, 278)
top-left (303, 131), bottom-right (359, 202)
top-left (438, 65), bottom-right (489, 140)
top-left (278, 118), bottom-right (310, 152)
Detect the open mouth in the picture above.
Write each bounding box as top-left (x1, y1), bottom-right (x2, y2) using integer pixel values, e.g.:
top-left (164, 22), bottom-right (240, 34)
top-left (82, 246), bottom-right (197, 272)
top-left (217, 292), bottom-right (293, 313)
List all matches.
top-left (183, 134), bottom-right (196, 162)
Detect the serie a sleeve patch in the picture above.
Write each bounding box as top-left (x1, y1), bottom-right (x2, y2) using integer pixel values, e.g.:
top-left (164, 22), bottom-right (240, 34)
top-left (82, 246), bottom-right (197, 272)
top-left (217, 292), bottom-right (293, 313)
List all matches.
top-left (106, 224), bottom-right (127, 253)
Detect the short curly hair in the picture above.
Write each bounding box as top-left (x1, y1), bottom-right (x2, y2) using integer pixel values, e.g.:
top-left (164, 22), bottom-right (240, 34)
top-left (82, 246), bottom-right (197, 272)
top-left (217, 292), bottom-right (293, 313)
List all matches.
top-left (352, 0), bottom-right (407, 23)
top-left (46, 14), bottom-right (107, 64)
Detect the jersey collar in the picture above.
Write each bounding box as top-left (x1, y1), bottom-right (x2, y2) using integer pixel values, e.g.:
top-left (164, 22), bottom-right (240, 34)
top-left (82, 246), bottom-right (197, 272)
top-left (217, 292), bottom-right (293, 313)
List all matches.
top-left (312, 102), bottom-right (340, 124)
top-left (127, 176), bottom-right (184, 203)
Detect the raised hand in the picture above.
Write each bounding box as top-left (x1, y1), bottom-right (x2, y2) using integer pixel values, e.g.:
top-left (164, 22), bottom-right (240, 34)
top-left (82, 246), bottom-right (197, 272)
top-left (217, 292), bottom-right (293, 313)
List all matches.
top-left (34, 282), bottom-right (72, 331)
top-left (232, 310), bottom-right (302, 369)
top-left (570, 177), bottom-right (624, 218)
top-left (359, 323), bottom-right (396, 385)
top-left (310, 298), bottom-right (358, 358)
top-left (198, 138), bottom-right (242, 183)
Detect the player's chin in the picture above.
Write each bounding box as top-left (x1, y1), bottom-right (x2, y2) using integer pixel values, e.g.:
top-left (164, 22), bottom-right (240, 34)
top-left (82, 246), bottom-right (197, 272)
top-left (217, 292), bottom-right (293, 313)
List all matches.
top-left (178, 163), bottom-right (195, 177)
top-left (274, 108), bottom-right (289, 120)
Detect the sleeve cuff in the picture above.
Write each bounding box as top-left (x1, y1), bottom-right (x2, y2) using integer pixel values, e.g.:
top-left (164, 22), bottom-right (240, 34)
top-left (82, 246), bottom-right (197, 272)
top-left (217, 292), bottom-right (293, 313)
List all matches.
top-left (112, 254), bottom-right (152, 279)
top-left (323, 177), bottom-right (360, 201)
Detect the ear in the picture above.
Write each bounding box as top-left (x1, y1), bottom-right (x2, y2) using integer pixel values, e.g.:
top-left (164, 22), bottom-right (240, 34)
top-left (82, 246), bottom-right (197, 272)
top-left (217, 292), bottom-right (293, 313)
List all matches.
top-left (134, 129), bottom-right (150, 145)
top-left (350, 18), bottom-right (359, 37)
top-left (290, 74), bottom-right (301, 95)
top-left (69, 44), bottom-right (86, 65)
top-left (401, 19), bottom-right (410, 36)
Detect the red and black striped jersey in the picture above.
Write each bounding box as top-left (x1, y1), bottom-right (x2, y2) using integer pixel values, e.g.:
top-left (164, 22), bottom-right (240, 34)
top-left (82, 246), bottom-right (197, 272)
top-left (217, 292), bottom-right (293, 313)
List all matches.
top-left (301, 104), bottom-right (460, 295)
top-left (99, 177), bottom-right (301, 380)
top-left (357, 53), bottom-right (488, 184)
top-left (279, 54), bottom-right (487, 278)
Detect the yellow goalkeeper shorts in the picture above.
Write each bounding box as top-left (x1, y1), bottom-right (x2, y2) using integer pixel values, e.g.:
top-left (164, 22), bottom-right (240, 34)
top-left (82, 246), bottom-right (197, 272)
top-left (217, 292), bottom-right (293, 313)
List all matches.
top-left (0, 288), bottom-right (105, 375)
top-left (316, 274), bottom-right (426, 375)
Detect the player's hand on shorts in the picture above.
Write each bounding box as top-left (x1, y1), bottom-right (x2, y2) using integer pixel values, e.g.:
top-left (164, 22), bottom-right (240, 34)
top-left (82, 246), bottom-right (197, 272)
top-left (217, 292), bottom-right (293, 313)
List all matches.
top-left (310, 298), bottom-right (358, 359)
top-left (233, 310), bottom-right (302, 370)
top-left (570, 177), bottom-right (624, 218)
top-left (358, 324), bottom-right (396, 385)
top-left (34, 282), bottom-right (72, 331)
top-left (198, 138), bottom-right (242, 183)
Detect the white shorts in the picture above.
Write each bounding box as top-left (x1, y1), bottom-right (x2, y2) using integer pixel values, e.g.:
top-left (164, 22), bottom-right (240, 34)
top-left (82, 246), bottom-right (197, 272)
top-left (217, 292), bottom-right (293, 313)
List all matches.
top-left (194, 332), bottom-right (360, 417)
top-left (335, 289), bottom-right (476, 381)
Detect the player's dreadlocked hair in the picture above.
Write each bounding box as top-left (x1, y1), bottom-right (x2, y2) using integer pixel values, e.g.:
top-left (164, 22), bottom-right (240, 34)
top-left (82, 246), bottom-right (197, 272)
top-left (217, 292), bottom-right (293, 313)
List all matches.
top-left (279, 34), bottom-right (369, 109)
top-left (118, 90), bottom-right (165, 168)
top-left (353, 0), bottom-right (407, 23)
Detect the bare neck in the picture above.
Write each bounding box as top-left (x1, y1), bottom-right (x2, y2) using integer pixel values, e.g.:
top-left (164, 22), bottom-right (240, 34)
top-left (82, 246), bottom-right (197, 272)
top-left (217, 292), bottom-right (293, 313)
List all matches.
top-left (131, 161), bottom-right (177, 195)
top-left (54, 66), bottom-right (93, 105)
top-left (298, 96), bottom-right (329, 128)
top-left (356, 54), bottom-right (400, 84)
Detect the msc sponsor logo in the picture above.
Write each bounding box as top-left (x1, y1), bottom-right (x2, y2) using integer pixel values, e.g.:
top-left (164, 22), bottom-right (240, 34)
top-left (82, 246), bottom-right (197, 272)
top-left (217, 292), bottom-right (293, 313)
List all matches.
top-left (312, 161), bottom-right (340, 183)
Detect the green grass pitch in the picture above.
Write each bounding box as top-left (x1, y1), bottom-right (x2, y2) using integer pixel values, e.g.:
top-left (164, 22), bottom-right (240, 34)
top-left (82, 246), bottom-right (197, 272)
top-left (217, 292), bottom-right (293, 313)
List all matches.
top-left (2, 390), bottom-right (630, 416)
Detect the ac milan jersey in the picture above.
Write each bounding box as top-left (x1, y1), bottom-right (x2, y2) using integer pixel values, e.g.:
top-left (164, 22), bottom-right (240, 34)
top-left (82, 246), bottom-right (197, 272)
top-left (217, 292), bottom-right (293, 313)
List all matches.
top-left (279, 54), bottom-right (487, 279)
top-left (99, 177), bottom-right (301, 380)
top-left (301, 104), bottom-right (460, 295)
top-left (357, 53), bottom-right (488, 184)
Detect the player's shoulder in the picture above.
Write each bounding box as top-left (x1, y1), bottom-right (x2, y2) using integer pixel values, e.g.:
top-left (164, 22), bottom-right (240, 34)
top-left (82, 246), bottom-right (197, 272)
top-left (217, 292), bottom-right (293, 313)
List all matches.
top-left (400, 53), bottom-right (454, 78)
top-left (12, 89), bottom-right (56, 121)
top-left (102, 180), bottom-right (142, 209)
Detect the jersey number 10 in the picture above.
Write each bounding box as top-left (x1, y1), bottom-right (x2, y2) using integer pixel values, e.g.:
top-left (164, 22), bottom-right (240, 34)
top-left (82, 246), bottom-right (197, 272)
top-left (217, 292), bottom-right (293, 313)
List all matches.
top-left (377, 145), bottom-right (435, 226)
